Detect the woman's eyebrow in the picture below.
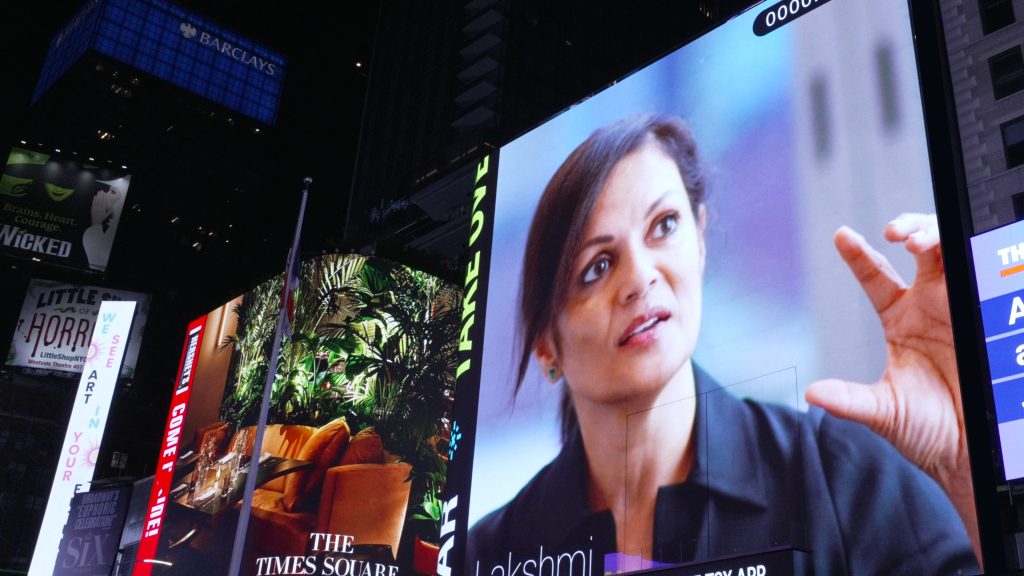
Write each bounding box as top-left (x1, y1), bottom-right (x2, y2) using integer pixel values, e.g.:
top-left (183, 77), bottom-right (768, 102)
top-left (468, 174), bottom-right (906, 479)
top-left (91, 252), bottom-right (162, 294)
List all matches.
top-left (580, 234), bottom-right (614, 250)
top-left (645, 192), bottom-right (670, 219)
top-left (578, 192), bottom-right (676, 251)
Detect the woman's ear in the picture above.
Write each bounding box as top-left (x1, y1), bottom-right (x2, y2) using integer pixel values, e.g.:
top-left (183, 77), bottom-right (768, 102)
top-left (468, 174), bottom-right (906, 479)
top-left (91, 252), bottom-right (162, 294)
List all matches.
top-left (534, 330), bottom-right (559, 382)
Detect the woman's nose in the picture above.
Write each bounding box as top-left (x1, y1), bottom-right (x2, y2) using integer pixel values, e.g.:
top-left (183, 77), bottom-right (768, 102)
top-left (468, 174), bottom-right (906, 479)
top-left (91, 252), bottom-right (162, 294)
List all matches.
top-left (618, 246), bottom-right (657, 305)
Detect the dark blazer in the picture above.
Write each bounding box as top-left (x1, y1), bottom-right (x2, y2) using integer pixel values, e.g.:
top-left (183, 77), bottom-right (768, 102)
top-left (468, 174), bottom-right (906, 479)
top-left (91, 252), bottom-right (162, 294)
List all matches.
top-left (467, 366), bottom-right (978, 575)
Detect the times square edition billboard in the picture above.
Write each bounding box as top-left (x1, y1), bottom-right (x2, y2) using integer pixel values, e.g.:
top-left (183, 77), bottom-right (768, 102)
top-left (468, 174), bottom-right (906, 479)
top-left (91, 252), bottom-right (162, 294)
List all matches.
top-left (134, 254), bottom-right (459, 576)
top-left (442, 1), bottom-right (986, 575)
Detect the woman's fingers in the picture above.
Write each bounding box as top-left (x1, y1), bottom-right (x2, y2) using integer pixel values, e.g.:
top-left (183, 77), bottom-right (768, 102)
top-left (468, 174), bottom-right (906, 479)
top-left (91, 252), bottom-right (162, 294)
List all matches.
top-left (805, 377), bottom-right (884, 430)
top-left (104, 189), bottom-right (119, 211)
top-left (885, 213), bottom-right (944, 278)
top-left (834, 226), bottom-right (907, 315)
top-left (885, 213), bottom-right (938, 250)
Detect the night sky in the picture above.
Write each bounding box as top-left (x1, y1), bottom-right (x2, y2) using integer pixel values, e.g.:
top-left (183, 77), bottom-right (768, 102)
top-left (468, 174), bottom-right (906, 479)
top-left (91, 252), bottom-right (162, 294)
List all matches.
top-left (0, 0), bottom-right (381, 454)
top-left (0, 0), bottom-right (381, 270)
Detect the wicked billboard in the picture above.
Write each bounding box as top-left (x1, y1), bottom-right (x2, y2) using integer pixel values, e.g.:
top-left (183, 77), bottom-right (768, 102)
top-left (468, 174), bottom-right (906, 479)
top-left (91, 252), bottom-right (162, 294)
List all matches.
top-left (135, 253), bottom-right (459, 576)
top-left (0, 145), bottom-right (130, 272)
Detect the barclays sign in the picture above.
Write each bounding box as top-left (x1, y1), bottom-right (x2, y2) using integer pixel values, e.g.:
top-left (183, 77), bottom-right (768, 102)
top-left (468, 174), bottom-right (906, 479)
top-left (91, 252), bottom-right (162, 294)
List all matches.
top-left (35, 0), bottom-right (285, 124)
top-left (180, 21), bottom-right (279, 77)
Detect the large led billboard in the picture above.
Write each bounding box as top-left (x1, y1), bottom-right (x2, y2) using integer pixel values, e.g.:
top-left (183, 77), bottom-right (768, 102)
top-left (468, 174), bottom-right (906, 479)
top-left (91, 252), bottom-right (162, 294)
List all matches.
top-left (28, 300), bottom-right (137, 576)
top-left (135, 254), bottom-right (459, 576)
top-left (970, 222), bottom-right (1024, 483)
top-left (933, 0), bottom-right (1024, 489)
top-left (1, 146), bottom-right (131, 272)
top-left (445, 1), bottom-right (984, 575)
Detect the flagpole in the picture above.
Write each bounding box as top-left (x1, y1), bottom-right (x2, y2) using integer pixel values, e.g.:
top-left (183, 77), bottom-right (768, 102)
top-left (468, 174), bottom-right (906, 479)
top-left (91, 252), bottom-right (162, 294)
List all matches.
top-left (226, 177), bottom-right (311, 576)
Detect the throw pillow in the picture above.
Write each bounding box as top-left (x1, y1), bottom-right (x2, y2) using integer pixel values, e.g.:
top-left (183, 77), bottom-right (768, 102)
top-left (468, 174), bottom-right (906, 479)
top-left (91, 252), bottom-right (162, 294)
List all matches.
top-left (282, 417), bottom-right (351, 512)
top-left (339, 426), bottom-right (385, 465)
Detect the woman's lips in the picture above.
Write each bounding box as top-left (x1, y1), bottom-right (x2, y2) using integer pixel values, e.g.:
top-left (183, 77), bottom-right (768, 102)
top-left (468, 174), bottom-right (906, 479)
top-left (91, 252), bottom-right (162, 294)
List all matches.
top-left (618, 309), bottom-right (671, 347)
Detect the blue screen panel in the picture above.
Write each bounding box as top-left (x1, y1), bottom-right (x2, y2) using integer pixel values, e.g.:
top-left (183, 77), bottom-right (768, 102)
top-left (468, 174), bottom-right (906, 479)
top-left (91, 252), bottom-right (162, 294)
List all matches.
top-left (32, 0), bottom-right (105, 102)
top-left (95, 0), bottom-right (285, 125)
top-left (34, 0), bottom-right (286, 125)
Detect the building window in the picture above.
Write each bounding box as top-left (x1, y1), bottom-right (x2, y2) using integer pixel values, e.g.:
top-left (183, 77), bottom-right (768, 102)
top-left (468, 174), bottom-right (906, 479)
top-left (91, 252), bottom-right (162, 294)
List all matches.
top-left (980, 0), bottom-right (1015, 34)
top-left (1004, 115), bottom-right (1024, 169)
top-left (990, 46), bottom-right (1024, 99)
top-left (1013, 191), bottom-right (1024, 220)
top-left (111, 451), bottom-right (129, 471)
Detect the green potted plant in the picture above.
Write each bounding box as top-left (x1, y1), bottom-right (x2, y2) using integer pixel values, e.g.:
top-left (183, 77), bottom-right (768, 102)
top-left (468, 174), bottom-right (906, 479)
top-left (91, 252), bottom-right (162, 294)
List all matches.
top-left (411, 471), bottom-right (445, 575)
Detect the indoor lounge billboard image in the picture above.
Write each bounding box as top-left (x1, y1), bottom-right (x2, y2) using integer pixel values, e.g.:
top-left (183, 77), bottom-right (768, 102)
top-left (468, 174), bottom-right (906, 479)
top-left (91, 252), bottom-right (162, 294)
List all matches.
top-left (444, 1), bottom-right (984, 575)
top-left (135, 254), bottom-right (460, 576)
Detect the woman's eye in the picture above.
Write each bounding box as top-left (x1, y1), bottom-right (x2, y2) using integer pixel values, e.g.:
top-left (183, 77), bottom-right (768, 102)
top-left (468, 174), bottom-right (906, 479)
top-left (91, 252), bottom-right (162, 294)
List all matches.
top-left (651, 212), bottom-right (679, 240)
top-left (581, 256), bottom-right (611, 285)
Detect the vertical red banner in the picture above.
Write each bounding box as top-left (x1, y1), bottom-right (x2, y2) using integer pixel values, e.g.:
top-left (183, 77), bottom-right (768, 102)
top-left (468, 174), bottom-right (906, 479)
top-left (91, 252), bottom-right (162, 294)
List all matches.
top-left (132, 317), bottom-right (206, 576)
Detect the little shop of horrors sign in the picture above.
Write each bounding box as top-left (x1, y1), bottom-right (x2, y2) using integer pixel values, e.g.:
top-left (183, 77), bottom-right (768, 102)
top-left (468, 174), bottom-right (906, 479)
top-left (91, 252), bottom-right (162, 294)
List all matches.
top-left (7, 279), bottom-right (149, 376)
top-left (255, 533), bottom-right (400, 576)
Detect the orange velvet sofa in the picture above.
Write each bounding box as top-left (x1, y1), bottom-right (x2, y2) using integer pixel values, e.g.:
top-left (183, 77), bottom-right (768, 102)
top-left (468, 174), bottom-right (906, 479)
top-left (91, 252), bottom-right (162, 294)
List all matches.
top-left (224, 419), bottom-right (413, 560)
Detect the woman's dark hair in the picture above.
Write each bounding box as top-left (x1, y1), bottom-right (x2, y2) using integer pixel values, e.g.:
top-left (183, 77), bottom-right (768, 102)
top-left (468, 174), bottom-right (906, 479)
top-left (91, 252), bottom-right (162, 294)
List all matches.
top-left (515, 114), bottom-right (706, 441)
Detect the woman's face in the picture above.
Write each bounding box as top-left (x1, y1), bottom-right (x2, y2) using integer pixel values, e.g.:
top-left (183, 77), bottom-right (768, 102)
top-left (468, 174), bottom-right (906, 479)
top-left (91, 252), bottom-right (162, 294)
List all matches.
top-left (537, 141), bottom-right (706, 409)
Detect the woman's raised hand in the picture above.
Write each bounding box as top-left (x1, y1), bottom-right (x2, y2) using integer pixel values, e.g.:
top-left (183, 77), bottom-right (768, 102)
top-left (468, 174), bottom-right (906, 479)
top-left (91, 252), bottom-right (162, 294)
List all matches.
top-left (805, 213), bottom-right (980, 563)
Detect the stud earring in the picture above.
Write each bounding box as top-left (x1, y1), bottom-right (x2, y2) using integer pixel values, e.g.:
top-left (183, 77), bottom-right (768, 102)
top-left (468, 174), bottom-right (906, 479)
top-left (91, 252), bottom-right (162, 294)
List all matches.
top-left (547, 367), bottom-right (560, 383)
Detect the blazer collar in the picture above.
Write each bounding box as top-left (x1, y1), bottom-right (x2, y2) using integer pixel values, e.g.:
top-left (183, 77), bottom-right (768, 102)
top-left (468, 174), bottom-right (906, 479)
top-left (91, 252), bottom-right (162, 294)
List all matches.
top-left (533, 364), bottom-right (769, 544)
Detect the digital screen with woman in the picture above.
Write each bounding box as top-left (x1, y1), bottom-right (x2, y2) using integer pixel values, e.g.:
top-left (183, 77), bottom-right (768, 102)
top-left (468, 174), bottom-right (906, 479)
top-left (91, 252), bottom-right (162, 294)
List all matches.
top-left (450, 1), bottom-right (983, 575)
